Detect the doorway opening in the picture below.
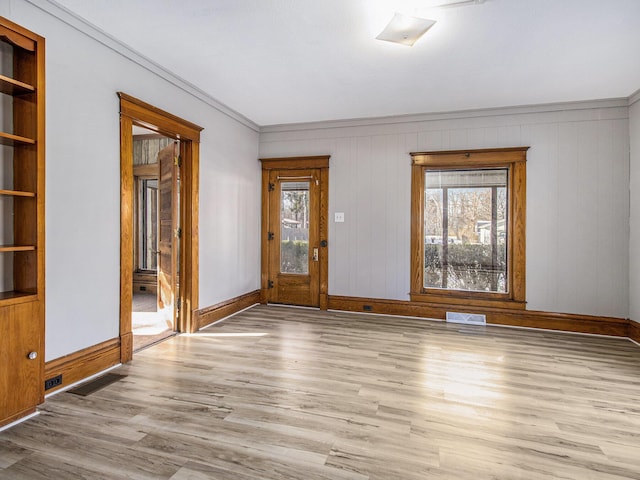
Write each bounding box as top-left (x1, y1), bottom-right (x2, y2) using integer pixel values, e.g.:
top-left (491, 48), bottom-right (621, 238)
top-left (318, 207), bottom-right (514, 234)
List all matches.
top-left (131, 128), bottom-right (179, 351)
top-left (119, 93), bottom-right (202, 363)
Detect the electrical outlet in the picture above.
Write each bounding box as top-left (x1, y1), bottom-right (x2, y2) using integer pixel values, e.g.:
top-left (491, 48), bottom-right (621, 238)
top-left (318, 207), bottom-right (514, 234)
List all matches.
top-left (44, 374), bottom-right (62, 391)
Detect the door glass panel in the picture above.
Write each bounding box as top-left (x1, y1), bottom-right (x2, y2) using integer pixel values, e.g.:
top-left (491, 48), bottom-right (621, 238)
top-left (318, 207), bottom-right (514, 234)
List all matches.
top-left (280, 181), bottom-right (310, 274)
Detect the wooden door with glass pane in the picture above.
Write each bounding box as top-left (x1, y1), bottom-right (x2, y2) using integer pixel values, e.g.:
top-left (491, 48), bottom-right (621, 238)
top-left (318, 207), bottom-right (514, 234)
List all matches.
top-left (266, 168), bottom-right (320, 306)
top-left (261, 157), bottom-right (330, 308)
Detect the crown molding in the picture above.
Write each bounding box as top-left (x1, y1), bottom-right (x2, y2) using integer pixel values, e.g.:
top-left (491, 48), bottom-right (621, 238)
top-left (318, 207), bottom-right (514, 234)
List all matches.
top-left (260, 98), bottom-right (629, 134)
top-left (26, 0), bottom-right (259, 132)
top-left (629, 88), bottom-right (640, 107)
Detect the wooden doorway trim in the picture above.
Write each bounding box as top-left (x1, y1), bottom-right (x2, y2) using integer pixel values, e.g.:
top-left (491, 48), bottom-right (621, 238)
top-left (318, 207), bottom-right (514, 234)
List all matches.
top-left (118, 93), bottom-right (203, 363)
top-left (260, 156), bottom-right (330, 309)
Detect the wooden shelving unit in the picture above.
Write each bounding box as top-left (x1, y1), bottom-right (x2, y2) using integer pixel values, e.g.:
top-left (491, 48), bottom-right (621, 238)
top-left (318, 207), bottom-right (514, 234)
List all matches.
top-left (0, 16), bottom-right (45, 428)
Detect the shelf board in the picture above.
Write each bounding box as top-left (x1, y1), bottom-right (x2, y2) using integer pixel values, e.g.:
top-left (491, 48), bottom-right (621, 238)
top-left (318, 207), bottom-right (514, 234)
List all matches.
top-left (0, 189), bottom-right (36, 197)
top-left (0, 131), bottom-right (35, 147)
top-left (0, 245), bottom-right (36, 252)
top-left (0, 290), bottom-right (37, 306)
top-left (0, 74), bottom-right (35, 96)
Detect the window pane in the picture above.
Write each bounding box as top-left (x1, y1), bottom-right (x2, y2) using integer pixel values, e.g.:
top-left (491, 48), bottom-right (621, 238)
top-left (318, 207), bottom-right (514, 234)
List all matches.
top-left (424, 169), bottom-right (508, 293)
top-left (140, 178), bottom-right (158, 271)
top-left (280, 181), bottom-right (309, 274)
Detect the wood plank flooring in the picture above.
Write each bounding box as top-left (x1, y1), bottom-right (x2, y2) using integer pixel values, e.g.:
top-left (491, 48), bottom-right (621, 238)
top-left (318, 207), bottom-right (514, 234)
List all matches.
top-left (1, 305), bottom-right (640, 479)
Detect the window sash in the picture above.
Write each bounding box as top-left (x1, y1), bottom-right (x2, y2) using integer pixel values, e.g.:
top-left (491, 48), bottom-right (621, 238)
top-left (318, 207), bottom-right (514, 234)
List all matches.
top-left (424, 168), bottom-right (508, 294)
top-left (136, 177), bottom-right (158, 273)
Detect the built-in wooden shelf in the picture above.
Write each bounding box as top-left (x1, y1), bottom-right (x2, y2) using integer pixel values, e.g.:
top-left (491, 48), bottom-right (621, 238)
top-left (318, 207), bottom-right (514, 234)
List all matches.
top-left (0, 245), bottom-right (36, 252)
top-left (0, 131), bottom-right (35, 147)
top-left (0, 189), bottom-right (35, 197)
top-left (0, 15), bottom-right (45, 429)
top-left (0, 74), bottom-right (34, 96)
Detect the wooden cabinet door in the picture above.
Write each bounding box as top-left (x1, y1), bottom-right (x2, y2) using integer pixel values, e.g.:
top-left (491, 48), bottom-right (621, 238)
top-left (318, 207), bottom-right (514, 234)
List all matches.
top-left (0, 302), bottom-right (43, 426)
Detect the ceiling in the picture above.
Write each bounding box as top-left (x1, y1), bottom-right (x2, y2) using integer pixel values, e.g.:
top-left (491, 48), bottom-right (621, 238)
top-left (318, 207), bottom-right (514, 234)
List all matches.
top-left (52, 0), bottom-right (640, 126)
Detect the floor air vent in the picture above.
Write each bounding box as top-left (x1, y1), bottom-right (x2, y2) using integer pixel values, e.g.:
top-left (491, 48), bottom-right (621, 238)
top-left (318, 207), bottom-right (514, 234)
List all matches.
top-left (446, 311), bottom-right (486, 326)
top-left (68, 373), bottom-right (127, 396)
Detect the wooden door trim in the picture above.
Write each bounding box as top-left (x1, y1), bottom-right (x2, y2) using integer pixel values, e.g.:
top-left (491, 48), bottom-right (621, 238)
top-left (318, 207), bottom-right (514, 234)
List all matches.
top-left (119, 113), bottom-right (134, 361)
top-left (259, 156), bottom-right (330, 309)
top-left (261, 155), bottom-right (329, 170)
top-left (118, 92), bottom-right (202, 141)
top-left (179, 140), bottom-right (199, 333)
top-left (119, 93), bottom-right (203, 363)
top-left (319, 167), bottom-right (329, 309)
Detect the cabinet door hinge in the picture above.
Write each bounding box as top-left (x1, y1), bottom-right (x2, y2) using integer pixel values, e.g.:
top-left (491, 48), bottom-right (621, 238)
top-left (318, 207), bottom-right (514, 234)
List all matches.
top-left (267, 232), bottom-right (274, 240)
top-left (268, 182), bottom-right (275, 192)
top-left (174, 155), bottom-right (182, 167)
top-left (175, 227), bottom-right (182, 238)
top-left (268, 280), bottom-right (274, 289)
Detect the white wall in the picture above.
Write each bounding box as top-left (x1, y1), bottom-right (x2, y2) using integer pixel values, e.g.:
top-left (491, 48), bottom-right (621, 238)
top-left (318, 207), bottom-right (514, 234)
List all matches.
top-left (629, 93), bottom-right (640, 323)
top-left (260, 101), bottom-right (630, 318)
top-left (8, 0), bottom-right (261, 361)
top-left (199, 121), bottom-right (261, 304)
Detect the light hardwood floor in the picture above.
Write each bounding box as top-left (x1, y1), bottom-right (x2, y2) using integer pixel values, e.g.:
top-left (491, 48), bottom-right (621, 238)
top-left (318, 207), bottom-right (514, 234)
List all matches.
top-left (1, 305), bottom-right (639, 479)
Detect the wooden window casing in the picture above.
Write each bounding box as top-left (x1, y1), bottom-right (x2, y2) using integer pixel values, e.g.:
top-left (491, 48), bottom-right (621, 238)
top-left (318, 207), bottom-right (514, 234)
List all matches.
top-left (410, 148), bottom-right (527, 310)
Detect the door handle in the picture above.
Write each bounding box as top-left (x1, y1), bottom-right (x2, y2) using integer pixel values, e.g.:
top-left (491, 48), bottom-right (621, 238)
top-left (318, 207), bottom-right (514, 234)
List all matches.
top-left (312, 248), bottom-right (319, 262)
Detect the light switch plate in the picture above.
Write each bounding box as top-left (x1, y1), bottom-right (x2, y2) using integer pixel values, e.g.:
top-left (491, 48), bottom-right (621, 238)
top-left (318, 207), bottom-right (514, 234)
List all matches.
top-left (335, 212), bottom-right (345, 223)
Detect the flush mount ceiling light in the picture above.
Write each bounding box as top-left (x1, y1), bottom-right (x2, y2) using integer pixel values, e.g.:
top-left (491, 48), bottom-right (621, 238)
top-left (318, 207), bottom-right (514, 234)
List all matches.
top-left (435, 0), bottom-right (486, 7)
top-left (374, 0), bottom-right (487, 46)
top-left (376, 12), bottom-right (436, 47)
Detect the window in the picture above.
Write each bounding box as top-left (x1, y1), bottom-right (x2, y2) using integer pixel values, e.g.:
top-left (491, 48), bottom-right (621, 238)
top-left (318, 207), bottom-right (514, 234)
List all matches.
top-left (424, 168), bottom-right (508, 292)
top-left (411, 148), bottom-right (527, 309)
top-left (136, 177), bottom-right (158, 272)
